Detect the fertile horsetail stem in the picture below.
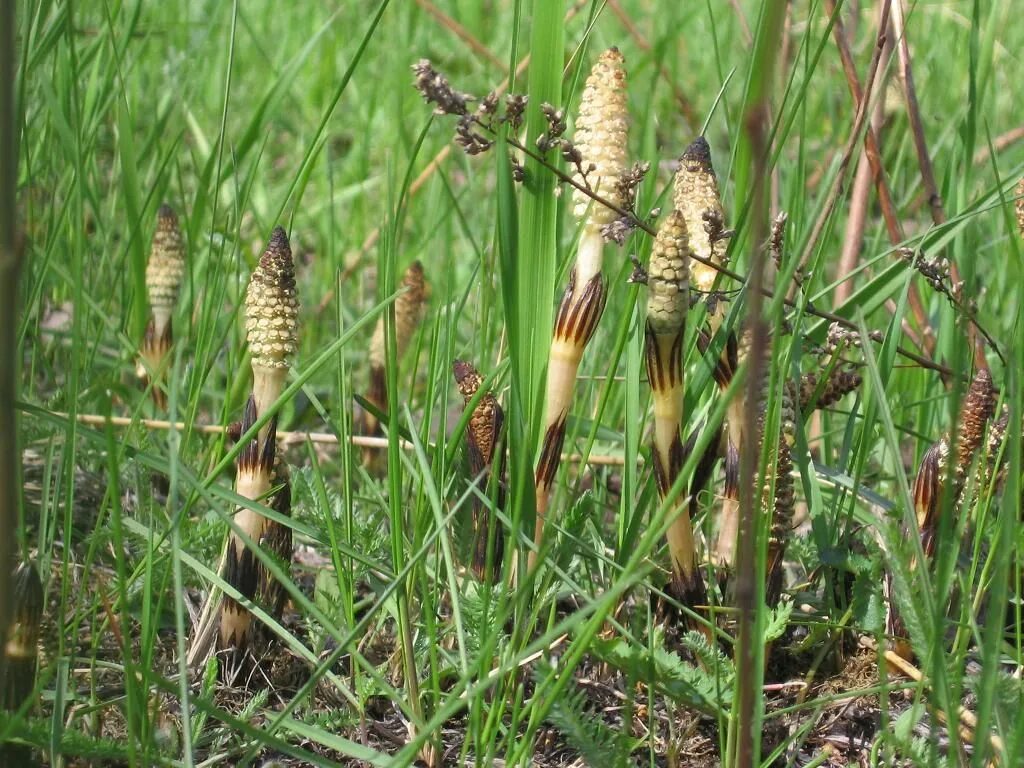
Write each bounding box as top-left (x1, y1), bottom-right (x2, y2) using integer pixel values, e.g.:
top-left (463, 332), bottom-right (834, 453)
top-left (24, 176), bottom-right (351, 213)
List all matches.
top-left (216, 227), bottom-right (298, 664)
top-left (673, 138), bottom-right (742, 574)
top-left (673, 137), bottom-right (727, 300)
top-left (533, 49), bottom-right (627, 565)
top-left (642, 209), bottom-right (708, 630)
top-left (454, 360), bottom-right (506, 582)
top-left (364, 261), bottom-right (428, 462)
top-left (137, 204), bottom-right (185, 407)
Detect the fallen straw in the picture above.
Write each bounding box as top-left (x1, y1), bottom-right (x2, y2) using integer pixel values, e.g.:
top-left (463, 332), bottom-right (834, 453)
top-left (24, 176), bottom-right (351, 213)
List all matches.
top-left (52, 411), bottom-right (635, 467)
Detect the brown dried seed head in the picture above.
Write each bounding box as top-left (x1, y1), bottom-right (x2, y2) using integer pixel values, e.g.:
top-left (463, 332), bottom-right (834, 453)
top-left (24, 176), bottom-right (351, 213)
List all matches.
top-left (956, 368), bottom-right (996, 472)
top-left (453, 359), bottom-right (501, 466)
top-left (1016, 177), bottom-right (1024, 238)
top-left (645, 209), bottom-right (690, 335)
top-left (572, 48), bottom-right (628, 228)
top-left (673, 137), bottom-right (727, 293)
top-left (799, 367), bottom-right (862, 411)
top-left (245, 227), bottom-right (299, 371)
top-left (370, 261), bottom-right (428, 369)
top-left (145, 204), bottom-right (186, 326)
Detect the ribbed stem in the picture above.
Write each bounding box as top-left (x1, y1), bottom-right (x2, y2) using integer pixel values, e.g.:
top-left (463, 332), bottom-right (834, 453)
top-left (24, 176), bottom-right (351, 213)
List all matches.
top-left (532, 271), bottom-right (606, 567)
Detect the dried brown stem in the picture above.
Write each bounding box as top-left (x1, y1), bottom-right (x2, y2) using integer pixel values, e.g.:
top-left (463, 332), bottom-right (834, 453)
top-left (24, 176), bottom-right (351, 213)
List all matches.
top-left (414, 0), bottom-right (506, 71)
top-left (54, 410), bottom-right (635, 466)
top-left (822, 0), bottom-right (939, 363)
top-left (890, 0), bottom-right (987, 371)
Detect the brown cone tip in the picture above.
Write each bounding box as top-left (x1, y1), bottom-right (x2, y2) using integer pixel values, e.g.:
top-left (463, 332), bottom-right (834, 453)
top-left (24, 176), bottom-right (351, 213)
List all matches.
top-left (957, 368), bottom-right (996, 469)
top-left (260, 227), bottom-right (295, 282)
top-left (453, 359), bottom-right (482, 395)
top-left (157, 203), bottom-right (178, 226)
top-left (680, 136), bottom-right (713, 171)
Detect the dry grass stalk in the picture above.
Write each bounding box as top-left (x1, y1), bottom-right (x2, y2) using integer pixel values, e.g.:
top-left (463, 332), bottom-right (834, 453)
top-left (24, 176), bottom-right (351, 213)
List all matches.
top-left (215, 227), bottom-right (298, 666)
top-left (453, 360), bottom-right (505, 582)
top-left (642, 209), bottom-right (708, 627)
top-left (137, 204), bottom-right (185, 407)
top-left (2, 561), bottom-right (42, 763)
top-left (533, 48), bottom-right (627, 565)
top-left (363, 261), bottom-right (428, 463)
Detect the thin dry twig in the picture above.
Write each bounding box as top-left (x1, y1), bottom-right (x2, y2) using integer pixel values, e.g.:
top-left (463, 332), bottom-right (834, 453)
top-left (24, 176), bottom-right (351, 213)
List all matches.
top-left (836, 3), bottom-right (891, 306)
top-left (414, 0), bottom-right (506, 72)
top-left (972, 125), bottom-right (1024, 165)
top-left (861, 637), bottom-right (1007, 761)
top-left (890, 0), bottom-right (988, 370)
top-left (819, 0), bottom-right (936, 359)
top-left (53, 411), bottom-right (635, 467)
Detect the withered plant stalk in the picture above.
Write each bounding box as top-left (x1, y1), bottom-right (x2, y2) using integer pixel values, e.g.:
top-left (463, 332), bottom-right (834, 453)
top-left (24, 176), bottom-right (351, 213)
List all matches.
top-left (533, 48), bottom-right (627, 566)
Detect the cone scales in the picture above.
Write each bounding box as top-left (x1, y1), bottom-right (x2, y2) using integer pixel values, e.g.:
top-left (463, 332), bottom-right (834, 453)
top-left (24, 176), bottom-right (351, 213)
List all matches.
top-left (218, 227), bottom-right (298, 657)
top-left (534, 49), bottom-right (627, 562)
top-left (643, 210), bottom-right (708, 623)
top-left (765, 383), bottom-right (797, 607)
top-left (454, 360), bottom-right (506, 582)
top-left (363, 262), bottom-right (428, 462)
top-left (138, 204), bottom-right (185, 406)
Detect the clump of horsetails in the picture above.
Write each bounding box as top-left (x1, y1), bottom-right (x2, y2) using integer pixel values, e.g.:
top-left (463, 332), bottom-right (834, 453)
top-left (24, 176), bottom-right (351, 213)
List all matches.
top-left (188, 227), bottom-right (298, 674)
top-left (671, 138), bottom-right (745, 575)
top-left (2, 562), bottom-right (43, 763)
top-left (137, 204), bottom-right (185, 407)
top-left (453, 360), bottom-right (506, 582)
top-left (362, 261), bottom-right (428, 464)
top-left (886, 368), bottom-right (996, 660)
top-left (533, 48), bottom-right (628, 566)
